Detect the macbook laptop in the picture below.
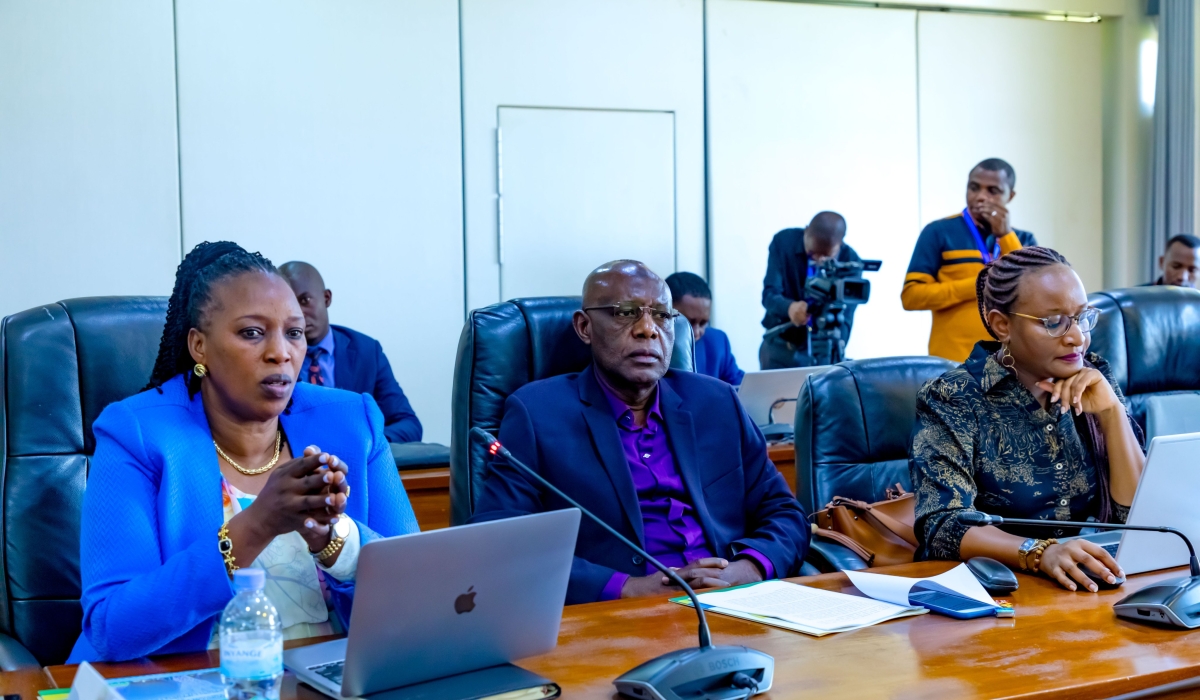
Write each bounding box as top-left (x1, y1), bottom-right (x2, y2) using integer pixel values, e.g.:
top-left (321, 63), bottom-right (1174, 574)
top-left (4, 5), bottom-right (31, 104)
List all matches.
top-left (284, 508), bottom-right (580, 698)
top-left (1068, 432), bottom-right (1200, 575)
top-left (737, 366), bottom-right (831, 428)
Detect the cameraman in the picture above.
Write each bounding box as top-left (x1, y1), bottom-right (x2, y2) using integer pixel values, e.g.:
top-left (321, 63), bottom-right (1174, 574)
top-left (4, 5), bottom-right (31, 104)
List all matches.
top-left (759, 211), bottom-right (861, 368)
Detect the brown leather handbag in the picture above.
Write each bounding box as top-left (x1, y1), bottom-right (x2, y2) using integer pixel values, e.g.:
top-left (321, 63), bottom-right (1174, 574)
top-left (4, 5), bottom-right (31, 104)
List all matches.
top-left (812, 485), bottom-right (917, 567)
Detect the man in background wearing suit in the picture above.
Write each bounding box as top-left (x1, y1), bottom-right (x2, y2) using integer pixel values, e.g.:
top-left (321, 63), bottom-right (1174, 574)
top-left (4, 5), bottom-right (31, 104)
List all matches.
top-left (472, 260), bottom-right (808, 604)
top-left (665, 272), bottom-right (744, 385)
top-left (279, 261), bottom-right (422, 443)
top-left (759, 211), bottom-right (860, 369)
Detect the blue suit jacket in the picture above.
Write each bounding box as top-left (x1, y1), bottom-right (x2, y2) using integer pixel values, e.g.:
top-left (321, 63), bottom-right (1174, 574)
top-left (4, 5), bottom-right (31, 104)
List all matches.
top-left (331, 325), bottom-right (422, 443)
top-left (694, 328), bottom-right (745, 386)
top-left (471, 365), bottom-right (808, 604)
top-left (68, 375), bottom-right (419, 662)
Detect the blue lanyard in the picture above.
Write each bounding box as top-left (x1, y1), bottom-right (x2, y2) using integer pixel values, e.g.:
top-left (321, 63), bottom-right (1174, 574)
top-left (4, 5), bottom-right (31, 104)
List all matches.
top-left (961, 208), bottom-right (998, 264)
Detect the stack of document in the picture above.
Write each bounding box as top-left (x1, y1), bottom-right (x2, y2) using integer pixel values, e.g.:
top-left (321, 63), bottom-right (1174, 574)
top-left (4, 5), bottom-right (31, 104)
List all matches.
top-left (671, 563), bottom-right (1007, 637)
top-left (672, 580), bottom-right (927, 636)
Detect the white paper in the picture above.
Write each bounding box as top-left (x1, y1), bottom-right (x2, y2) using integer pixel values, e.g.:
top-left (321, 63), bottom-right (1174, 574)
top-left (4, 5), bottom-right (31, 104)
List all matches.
top-left (846, 563), bottom-right (998, 608)
top-left (68, 662), bottom-right (126, 700)
top-left (692, 580), bottom-right (922, 633)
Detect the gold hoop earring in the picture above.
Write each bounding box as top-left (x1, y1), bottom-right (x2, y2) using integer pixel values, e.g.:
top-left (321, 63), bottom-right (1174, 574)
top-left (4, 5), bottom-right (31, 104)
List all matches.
top-left (194, 363), bottom-right (208, 378)
top-left (1000, 345), bottom-right (1016, 370)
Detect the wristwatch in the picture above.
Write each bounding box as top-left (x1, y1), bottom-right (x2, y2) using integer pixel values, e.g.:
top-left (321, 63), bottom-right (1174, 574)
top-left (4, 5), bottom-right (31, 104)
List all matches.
top-left (1017, 538), bottom-right (1040, 571)
top-left (314, 517), bottom-right (351, 563)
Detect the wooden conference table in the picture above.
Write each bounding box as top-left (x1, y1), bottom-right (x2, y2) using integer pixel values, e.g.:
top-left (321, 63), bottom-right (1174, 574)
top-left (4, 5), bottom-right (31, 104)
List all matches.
top-left (10, 561), bottom-right (1200, 699)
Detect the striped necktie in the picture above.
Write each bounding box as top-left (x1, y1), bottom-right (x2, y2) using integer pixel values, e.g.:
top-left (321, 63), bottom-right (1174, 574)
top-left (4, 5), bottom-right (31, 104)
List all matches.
top-left (306, 347), bottom-right (325, 386)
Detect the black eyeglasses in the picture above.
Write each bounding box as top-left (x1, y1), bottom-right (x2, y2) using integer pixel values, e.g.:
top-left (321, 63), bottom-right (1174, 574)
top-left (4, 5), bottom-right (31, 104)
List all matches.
top-left (1010, 307), bottom-right (1101, 338)
top-left (583, 302), bottom-right (679, 329)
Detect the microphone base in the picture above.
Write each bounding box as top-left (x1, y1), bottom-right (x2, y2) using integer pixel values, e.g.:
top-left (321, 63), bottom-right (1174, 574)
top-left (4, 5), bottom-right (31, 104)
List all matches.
top-left (613, 645), bottom-right (773, 700)
top-left (1113, 575), bottom-right (1200, 628)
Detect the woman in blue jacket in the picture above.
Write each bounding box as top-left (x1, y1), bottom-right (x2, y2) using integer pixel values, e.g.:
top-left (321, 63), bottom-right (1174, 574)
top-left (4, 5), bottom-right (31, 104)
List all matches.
top-left (69, 242), bottom-right (418, 662)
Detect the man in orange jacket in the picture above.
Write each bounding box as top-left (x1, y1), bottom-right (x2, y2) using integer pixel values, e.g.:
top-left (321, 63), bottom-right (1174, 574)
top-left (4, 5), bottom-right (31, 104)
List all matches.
top-left (901, 158), bottom-right (1037, 362)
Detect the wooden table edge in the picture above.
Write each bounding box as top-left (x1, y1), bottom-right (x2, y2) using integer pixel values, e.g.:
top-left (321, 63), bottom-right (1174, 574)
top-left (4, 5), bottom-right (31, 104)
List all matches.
top-left (16, 563), bottom-right (1200, 700)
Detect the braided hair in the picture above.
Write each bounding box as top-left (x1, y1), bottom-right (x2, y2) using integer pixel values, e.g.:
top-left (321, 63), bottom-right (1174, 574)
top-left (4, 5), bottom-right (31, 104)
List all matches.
top-left (975, 246), bottom-right (1069, 340)
top-left (146, 241), bottom-right (278, 393)
top-left (974, 245), bottom-right (1126, 522)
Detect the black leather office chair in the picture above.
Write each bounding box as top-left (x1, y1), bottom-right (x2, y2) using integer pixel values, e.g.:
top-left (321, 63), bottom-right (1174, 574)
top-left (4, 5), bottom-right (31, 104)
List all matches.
top-left (0, 297), bottom-right (167, 668)
top-left (1087, 286), bottom-right (1200, 431)
top-left (449, 297), bottom-right (694, 526)
top-left (795, 356), bottom-right (956, 571)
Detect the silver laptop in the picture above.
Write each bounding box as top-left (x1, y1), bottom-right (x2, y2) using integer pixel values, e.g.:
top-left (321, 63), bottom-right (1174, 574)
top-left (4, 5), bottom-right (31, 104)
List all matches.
top-left (1070, 432), bottom-right (1200, 575)
top-left (284, 509), bottom-right (580, 698)
top-left (736, 366), bottom-right (831, 427)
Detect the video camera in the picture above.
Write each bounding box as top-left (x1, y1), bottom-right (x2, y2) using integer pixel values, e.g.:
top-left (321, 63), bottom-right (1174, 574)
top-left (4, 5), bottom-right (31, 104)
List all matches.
top-left (804, 258), bottom-right (882, 309)
top-left (803, 258), bottom-right (881, 365)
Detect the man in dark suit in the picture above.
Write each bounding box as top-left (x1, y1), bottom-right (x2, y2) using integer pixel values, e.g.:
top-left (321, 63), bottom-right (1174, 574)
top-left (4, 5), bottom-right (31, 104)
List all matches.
top-left (472, 260), bottom-right (808, 604)
top-left (279, 261), bottom-right (422, 443)
top-left (759, 211), bottom-right (860, 369)
top-left (665, 272), bottom-right (744, 386)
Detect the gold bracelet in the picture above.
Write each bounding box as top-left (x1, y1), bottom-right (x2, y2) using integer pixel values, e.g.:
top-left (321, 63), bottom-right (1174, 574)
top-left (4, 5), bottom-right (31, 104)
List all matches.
top-left (218, 524), bottom-right (238, 578)
top-left (314, 534), bottom-right (346, 563)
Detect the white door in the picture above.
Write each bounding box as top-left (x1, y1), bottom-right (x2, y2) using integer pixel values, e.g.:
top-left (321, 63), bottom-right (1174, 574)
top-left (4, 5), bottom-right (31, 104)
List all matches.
top-left (497, 106), bottom-right (677, 300)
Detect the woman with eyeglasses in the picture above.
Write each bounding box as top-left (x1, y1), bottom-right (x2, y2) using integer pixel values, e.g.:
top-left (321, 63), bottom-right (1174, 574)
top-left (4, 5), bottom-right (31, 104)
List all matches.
top-left (911, 246), bottom-right (1145, 592)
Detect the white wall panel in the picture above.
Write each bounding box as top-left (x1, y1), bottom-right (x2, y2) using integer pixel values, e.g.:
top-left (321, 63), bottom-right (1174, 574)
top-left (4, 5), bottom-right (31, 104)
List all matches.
top-left (497, 107), bottom-right (677, 300)
top-left (918, 12), bottom-right (1104, 292)
top-left (0, 0), bottom-right (180, 318)
top-left (176, 0), bottom-right (463, 444)
top-left (707, 0), bottom-right (924, 367)
top-left (461, 0), bottom-right (704, 311)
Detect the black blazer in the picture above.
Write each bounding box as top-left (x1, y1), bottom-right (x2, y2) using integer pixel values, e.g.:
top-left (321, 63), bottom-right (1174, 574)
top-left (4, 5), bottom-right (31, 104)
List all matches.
top-left (761, 227), bottom-right (861, 347)
top-left (471, 365), bottom-right (809, 603)
top-left (331, 325), bottom-right (422, 443)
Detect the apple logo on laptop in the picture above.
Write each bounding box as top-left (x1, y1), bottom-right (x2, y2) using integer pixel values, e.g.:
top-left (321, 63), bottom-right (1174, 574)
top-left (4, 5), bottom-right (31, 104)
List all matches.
top-left (455, 586), bottom-right (477, 615)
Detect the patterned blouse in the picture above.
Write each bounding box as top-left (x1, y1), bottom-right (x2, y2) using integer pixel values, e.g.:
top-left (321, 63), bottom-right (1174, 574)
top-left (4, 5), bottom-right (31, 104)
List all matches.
top-left (911, 341), bottom-right (1141, 561)
top-left (208, 477), bottom-right (361, 647)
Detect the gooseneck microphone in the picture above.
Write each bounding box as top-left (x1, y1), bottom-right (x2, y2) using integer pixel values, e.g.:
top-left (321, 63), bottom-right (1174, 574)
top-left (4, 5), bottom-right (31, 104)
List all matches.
top-left (957, 510), bottom-right (1200, 630)
top-left (473, 426), bottom-right (714, 647)
top-left (955, 511), bottom-right (1200, 577)
top-left (470, 427), bottom-right (773, 700)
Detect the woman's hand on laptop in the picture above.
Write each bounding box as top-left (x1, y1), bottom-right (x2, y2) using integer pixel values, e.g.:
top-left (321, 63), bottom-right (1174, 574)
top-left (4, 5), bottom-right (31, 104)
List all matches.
top-left (1040, 539), bottom-right (1123, 592)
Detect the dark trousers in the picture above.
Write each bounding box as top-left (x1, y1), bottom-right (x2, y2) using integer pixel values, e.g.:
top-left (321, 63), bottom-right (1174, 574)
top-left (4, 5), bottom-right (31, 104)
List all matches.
top-left (758, 335), bottom-right (816, 370)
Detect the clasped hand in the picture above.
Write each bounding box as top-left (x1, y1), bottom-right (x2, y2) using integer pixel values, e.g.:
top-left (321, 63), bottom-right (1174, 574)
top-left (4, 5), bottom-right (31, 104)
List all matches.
top-left (621, 557), bottom-right (763, 598)
top-left (1035, 368), bottom-right (1121, 418)
top-left (240, 445), bottom-right (350, 553)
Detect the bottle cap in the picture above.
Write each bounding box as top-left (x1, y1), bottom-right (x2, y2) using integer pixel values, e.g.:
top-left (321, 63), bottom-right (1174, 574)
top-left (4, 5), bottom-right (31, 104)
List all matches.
top-left (233, 568), bottom-right (266, 591)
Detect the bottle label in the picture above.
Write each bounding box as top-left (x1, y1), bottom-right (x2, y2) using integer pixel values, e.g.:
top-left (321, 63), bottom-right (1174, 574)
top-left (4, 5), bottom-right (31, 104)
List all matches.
top-left (220, 633), bottom-right (282, 680)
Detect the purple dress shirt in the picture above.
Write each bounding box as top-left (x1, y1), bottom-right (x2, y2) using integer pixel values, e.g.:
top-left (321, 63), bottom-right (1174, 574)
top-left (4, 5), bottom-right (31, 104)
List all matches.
top-left (595, 374), bottom-right (774, 601)
top-left (300, 328), bottom-right (336, 387)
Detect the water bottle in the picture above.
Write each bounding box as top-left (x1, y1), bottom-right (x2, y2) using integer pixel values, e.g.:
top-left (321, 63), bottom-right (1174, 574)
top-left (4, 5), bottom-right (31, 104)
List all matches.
top-left (219, 568), bottom-right (283, 700)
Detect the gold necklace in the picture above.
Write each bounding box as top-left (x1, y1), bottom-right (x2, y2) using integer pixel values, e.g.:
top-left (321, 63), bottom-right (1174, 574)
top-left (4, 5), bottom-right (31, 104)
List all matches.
top-left (214, 430), bottom-right (282, 476)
